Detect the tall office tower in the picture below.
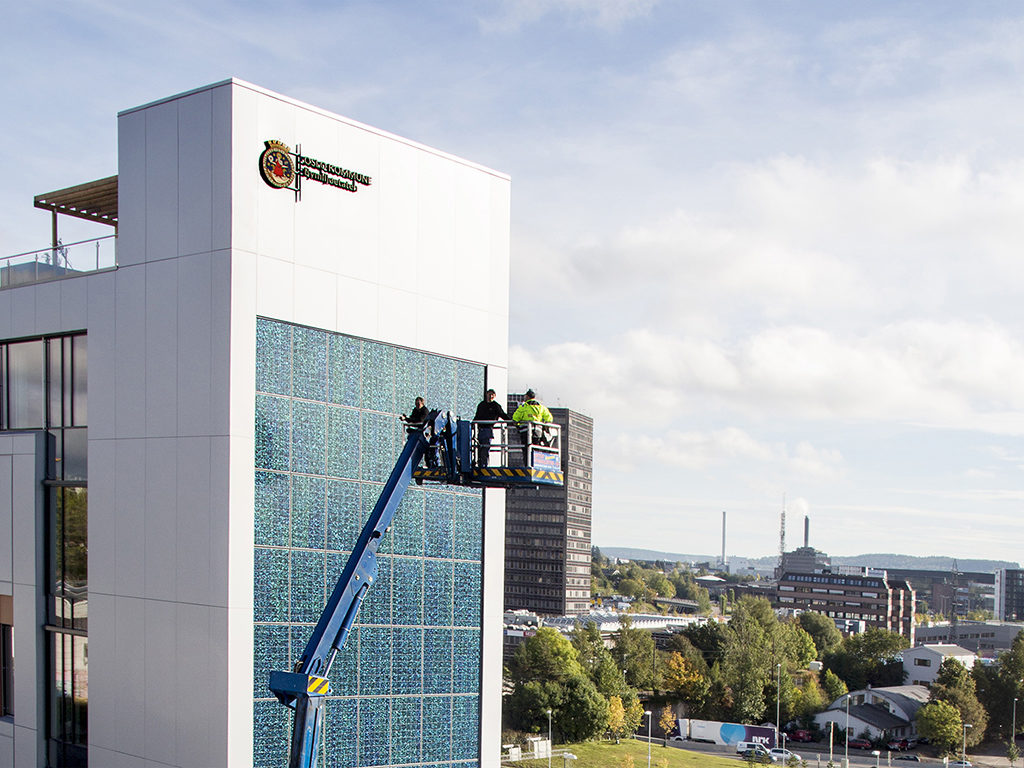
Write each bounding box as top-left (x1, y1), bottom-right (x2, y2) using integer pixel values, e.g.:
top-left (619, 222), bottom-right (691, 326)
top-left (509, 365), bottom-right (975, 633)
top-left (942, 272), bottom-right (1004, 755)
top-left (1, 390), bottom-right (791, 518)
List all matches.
top-left (0, 80), bottom-right (510, 768)
top-left (504, 396), bottom-right (593, 616)
top-left (995, 569), bottom-right (1024, 621)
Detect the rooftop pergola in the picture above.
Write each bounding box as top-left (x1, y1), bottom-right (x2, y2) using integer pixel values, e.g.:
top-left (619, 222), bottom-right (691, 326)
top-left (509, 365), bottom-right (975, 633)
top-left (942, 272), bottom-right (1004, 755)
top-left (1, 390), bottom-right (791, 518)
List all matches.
top-left (33, 176), bottom-right (118, 246)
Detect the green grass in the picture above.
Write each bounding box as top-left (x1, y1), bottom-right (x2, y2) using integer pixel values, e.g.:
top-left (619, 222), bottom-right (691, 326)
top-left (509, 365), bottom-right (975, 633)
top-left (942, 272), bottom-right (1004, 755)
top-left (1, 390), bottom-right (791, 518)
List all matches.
top-left (507, 739), bottom-right (737, 768)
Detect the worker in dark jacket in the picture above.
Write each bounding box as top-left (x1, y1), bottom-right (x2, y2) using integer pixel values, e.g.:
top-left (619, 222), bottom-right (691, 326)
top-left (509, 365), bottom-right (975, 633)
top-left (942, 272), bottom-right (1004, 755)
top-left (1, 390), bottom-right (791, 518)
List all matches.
top-left (401, 396), bottom-right (428, 429)
top-left (473, 389), bottom-right (508, 467)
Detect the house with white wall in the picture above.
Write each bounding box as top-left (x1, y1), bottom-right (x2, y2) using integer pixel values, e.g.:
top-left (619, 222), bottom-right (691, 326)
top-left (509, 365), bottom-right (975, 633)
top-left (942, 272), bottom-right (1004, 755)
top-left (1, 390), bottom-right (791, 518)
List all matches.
top-left (815, 686), bottom-right (929, 742)
top-left (903, 644), bottom-right (976, 686)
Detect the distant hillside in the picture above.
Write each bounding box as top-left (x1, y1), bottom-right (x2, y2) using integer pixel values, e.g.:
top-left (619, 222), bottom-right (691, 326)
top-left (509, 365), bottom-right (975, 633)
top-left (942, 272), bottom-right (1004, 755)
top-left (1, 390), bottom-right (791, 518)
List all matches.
top-left (597, 546), bottom-right (1019, 573)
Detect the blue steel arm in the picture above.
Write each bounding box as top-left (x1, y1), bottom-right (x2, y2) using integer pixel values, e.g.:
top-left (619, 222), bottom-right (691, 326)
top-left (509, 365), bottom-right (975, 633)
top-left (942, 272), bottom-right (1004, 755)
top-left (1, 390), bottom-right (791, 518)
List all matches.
top-left (268, 414), bottom-right (442, 768)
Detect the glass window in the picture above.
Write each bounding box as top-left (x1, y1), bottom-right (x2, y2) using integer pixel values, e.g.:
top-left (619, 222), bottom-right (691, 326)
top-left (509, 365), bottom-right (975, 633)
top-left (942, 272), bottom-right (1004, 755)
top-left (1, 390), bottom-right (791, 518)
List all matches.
top-left (1, 601), bottom-right (11, 717)
top-left (71, 336), bottom-right (87, 427)
top-left (50, 487), bottom-right (88, 631)
top-left (48, 631), bottom-right (87, 767)
top-left (8, 340), bottom-right (44, 429)
top-left (60, 428), bottom-right (88, 482)
top-left (48, 339), bottom-right (64, 428)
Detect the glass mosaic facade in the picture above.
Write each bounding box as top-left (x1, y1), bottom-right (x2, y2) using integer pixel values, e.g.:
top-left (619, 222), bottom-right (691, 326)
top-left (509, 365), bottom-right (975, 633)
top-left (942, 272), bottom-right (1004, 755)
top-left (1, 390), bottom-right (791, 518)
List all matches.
top-left (253, 317), bottom-right (486, 768)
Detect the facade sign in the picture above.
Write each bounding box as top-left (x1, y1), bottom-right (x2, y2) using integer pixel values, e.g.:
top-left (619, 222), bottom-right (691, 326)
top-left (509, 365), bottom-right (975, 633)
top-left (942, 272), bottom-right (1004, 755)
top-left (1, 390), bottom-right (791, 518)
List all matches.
top-left (258, 139), bottom-right (372, 197)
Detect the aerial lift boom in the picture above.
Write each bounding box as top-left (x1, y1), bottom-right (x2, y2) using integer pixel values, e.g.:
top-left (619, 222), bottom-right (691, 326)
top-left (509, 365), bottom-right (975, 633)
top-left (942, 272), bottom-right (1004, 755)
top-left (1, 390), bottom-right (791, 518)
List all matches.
top-left (268, 409), bottom-right (561, 768)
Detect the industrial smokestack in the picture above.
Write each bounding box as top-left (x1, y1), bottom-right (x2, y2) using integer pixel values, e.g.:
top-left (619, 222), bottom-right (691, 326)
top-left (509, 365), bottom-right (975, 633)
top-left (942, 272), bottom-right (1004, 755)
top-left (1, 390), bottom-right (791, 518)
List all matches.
top-left (804, 515), bottom-right (809, 548)
top-left (721, 511), bottom-right (727, 571)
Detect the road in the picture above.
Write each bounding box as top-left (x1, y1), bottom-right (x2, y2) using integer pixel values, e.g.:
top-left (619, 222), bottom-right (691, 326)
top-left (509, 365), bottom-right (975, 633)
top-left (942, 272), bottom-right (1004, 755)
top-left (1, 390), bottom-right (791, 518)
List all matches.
top-left (651, 738), bottom-right (933, 767)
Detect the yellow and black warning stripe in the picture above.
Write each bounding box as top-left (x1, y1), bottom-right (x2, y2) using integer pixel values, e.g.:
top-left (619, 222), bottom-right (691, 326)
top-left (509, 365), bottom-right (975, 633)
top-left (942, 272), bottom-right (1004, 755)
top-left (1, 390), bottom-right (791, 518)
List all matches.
top-left (307, 676), bottom-right (330, 695)
top-left (475, 467), bottom-right (564, 483)
top-left (412, 466), bottom-right (563, 485)
top-left (412, 468), bottom-right (448, 479)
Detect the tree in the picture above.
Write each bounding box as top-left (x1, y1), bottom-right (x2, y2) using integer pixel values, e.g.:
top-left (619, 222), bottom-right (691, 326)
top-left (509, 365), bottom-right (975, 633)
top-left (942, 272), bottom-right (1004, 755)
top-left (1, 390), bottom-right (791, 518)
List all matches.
top-left (624, 696), bottom-right (646, 735)
top-left (663, 652), bottom-right (711, 713)
top-left (509, 627), bottom-right (583, 684)
top-left (663, 633), bottom-right (709, 675)
top-left (792, 672), bottom-right (827, 719)
top-left (916, 700), bottom-right (962, 754)
top-left (659, 705), bottom-right (677, 740)
top-left (822, 628), bottom-right (907, 690)
top-left (798, 612), bottom-right (843, 658)
top-left (619, 578), bottom-right (646, 600)
top-left (821, 669), bottom-right (848, 703)
top-left (704, 665), bottom-right (734, 721)
top-left (721, 603), bottom-right (770, 723)
top-left (781, 622), bottom-right (817, 668)
top-left (931, 659), bottom-right (986, 747)
top-left (560, 673), bottom-right (610, 742)
top-left (612, 615), bottom-right (657, 690)
top-left (607, 696), bottom-right (627, 742)
top-left (974, 630), bottom-right (1024, 739)
top-left (681, 621), bottom-right (730, 669)
top-left (572, 622), bottom-right (628, 696)
top-left (506, 627), bottom-right (595, 737)
top-left (648, 572), bottom-right (676, 599)
top-left (505, 679), bottom-right (565, 735)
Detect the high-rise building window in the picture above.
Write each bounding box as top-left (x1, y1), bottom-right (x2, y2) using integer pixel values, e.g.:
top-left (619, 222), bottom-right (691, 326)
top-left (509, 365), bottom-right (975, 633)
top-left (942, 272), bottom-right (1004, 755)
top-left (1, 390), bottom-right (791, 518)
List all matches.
top-left (0, 333), bottom-right (87, 766)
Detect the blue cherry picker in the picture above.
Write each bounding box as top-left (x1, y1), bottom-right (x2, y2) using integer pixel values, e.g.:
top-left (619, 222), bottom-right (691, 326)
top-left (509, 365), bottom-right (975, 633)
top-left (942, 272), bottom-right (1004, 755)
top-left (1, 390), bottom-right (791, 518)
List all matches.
top-left (268, 409), bottom-right (563, 768)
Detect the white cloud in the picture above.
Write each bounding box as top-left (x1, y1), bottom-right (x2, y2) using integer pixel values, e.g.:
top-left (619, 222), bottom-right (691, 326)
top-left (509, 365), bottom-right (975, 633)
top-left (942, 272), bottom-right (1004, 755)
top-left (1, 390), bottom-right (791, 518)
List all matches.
top-left (511, 319), bottom-right (1024, 432)
top-left (481, 0), bottom-right (660, 33)
top-left (601, 427), bottom-right (845, 480)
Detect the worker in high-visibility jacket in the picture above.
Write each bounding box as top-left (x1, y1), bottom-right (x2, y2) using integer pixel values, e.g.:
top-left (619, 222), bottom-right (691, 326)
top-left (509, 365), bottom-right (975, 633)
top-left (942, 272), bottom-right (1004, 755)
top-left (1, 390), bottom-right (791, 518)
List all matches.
top-left (512, 389), bottom-right (553, 464)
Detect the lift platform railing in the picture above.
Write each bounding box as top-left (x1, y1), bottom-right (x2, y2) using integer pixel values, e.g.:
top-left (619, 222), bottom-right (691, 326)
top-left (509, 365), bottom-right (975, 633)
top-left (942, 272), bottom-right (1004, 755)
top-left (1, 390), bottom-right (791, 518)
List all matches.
top-left (471, 420), bottom-right (561, 471)
top-left (411, 418), bottom-right (563, 486)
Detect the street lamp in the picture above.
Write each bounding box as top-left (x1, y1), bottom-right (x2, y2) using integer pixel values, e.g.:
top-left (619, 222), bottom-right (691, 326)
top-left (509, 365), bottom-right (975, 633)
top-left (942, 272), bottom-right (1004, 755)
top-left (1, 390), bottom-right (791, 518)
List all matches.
top-left (645, 710), bottom-right (652, 768)
top-left (845, 695), bottom-right (851, 768)
top-left (962, 723), bottom-right (972, 765)
top-left (776, 663), bottom-right (782, 748)
top-left (547, 708), bottom-right (552, 768)
top-left (562, 753), bottom-right (577, 768)
top-left (1014, 697), bottom-right (1019, 742)
top-left (871, 749), bottom-right (880, 768)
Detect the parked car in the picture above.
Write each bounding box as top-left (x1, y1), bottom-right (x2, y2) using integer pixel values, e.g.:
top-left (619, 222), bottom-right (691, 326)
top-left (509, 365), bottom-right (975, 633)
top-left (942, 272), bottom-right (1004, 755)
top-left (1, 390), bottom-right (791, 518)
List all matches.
top-left (769, 748), bottom-right (802, 763)
top-left (948, 761), bottom-right (972, 768)
top-left (786, 730), bottom-right (815, 743)
top-left (847, 738), bottom-right (872, 749)
top-left (895, 755), bottom-right (921, 762)
top-left (736, 742), bottom-right (771, 756)
top-left (888, 739), bottom-right (909, 751)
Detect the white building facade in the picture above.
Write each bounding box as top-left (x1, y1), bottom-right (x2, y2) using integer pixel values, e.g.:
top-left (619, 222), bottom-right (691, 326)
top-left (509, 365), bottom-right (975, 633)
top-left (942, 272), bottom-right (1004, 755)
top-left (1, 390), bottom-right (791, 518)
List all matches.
top-left (0, 79), bottom-right (511, 768)
top-left (902, 644), bottom-right (976, 687)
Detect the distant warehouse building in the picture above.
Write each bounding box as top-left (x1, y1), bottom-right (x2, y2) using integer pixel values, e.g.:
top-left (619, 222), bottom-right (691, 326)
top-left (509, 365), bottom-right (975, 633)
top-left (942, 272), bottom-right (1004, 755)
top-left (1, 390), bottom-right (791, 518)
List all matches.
top-left (776, 566), bottom-right (915, 642)
top-left (915, 620), bottom-right (1024, 657)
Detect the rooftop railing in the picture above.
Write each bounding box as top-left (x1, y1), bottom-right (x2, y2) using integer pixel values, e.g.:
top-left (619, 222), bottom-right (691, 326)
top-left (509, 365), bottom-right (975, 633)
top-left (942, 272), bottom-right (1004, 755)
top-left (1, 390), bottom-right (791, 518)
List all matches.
top-left (1, 234), bottom-right (116, 289)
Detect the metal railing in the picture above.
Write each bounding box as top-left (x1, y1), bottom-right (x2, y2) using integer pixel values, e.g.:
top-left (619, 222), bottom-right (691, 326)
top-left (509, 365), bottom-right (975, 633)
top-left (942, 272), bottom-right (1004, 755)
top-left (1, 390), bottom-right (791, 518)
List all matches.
top-left (1, 234), bottom-right (116, 288)
top-left (471, 420), bottom-right (561, 470)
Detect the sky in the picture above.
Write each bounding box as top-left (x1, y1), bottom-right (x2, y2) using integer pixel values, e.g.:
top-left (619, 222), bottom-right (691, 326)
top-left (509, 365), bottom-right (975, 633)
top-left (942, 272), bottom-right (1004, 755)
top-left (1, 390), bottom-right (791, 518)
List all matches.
top-left (3, 1), bottom-right (1023, 563)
